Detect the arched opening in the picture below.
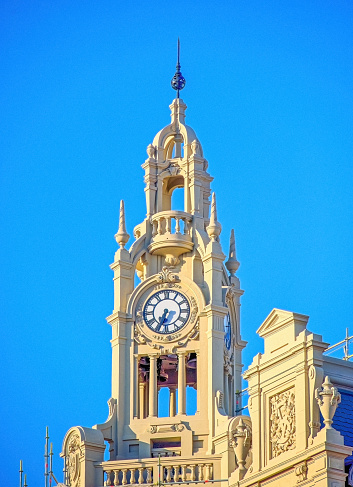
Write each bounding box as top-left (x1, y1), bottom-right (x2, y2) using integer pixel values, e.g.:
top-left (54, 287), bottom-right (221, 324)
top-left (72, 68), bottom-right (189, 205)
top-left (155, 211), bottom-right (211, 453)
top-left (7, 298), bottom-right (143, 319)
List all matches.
top-left (164, 134), bottom-right (184, 160)
top-left (162, 175), bottom-right (184, 212)
top-left (171, 187), bottom-right (184, 211)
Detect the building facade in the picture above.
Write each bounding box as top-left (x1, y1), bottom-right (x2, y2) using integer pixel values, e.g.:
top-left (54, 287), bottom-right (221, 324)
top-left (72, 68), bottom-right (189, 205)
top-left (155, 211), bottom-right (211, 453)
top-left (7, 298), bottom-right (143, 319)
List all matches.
top-left (60, 89), bottom-right (353, 487)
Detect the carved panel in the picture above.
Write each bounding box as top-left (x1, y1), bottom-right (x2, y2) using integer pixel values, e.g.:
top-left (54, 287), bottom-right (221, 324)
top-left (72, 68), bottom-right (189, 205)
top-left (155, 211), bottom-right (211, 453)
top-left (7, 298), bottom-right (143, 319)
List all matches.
top-left (269, 388), bottom-right (296, 458)
top-left (66, 431), bottom-right (82, 487)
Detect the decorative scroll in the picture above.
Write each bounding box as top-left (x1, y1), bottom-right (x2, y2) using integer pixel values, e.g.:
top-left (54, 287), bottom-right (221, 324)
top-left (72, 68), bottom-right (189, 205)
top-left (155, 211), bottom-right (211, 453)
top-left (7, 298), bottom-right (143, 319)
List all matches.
top-left (66, 432), bottom-right (82, 487)
top-left (157, 267), bottom-right (180, 283)
top-left (270, 388), bottom-right (296, 458)
top-left (189, 296), bottom-right (198, 324)
top-left (295, 462), bottom-right (308, 483)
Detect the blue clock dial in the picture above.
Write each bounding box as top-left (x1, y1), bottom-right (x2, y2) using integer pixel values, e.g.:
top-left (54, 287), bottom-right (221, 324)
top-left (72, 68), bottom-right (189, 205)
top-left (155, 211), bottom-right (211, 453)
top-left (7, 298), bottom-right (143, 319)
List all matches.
top-left (224, 313), bottom-right (231, 350)
top-left (143, 289), bottom-right (190, 334)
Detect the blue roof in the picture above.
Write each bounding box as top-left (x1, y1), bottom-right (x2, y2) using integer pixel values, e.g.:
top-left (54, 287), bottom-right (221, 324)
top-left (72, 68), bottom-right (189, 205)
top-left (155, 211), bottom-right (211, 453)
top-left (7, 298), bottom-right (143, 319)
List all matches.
top-left (332, 389), bottom-right (353, 464)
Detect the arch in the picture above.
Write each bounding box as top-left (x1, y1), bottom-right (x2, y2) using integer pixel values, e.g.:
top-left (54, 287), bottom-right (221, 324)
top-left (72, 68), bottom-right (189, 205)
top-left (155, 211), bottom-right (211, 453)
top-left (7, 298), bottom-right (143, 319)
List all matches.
top-left (153, 123), bottom-right (203, 162)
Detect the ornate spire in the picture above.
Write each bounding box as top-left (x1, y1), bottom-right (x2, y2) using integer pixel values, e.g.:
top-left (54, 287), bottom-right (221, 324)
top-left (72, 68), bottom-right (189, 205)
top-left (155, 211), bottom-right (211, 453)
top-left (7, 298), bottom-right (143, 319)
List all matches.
top-left (115, 200), bottom-right (130, 249)
top-left (206, 192), bottom-right (222, 241)
top-left (225, 229), bottom-right (240, 276)
top-left (171, 38), bottom-right (186, 98)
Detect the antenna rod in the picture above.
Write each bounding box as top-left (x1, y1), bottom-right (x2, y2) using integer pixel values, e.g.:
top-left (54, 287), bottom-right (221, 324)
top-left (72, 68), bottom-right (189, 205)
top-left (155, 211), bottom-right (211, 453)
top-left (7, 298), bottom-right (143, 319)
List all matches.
top-left (45, 427), bottom-right (49, 487)
top-left (19, 459), bottom-right (23, 487)
top-left (49, 443), bottom-right (53, 487)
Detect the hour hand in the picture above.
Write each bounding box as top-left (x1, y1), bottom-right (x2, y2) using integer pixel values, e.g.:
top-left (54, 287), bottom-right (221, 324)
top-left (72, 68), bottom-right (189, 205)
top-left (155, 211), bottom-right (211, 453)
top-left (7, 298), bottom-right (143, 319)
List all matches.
top-left (156, 309), bottom-right (169, 331)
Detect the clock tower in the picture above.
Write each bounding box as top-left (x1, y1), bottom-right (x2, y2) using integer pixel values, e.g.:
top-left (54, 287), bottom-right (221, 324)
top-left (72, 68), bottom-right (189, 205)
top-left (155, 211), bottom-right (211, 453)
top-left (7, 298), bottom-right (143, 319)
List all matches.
top-left (61, 53), bottom-right (247, 487)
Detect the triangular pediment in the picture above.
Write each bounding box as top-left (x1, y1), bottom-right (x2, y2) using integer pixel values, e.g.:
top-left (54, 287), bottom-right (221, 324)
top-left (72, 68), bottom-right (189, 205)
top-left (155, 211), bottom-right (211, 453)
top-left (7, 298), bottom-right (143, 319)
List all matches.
top-left (256, 308), bottom-right (309, 338)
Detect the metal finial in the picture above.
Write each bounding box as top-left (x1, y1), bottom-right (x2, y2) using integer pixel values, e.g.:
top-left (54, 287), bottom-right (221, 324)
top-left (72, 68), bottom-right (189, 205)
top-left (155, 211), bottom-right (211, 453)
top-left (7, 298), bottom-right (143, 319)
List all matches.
top-left (171, 38), bottom-right (186, 98)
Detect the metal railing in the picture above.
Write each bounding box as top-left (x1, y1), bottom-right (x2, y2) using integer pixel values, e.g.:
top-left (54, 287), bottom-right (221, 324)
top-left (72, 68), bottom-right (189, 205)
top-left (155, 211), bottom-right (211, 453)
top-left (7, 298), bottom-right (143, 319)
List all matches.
top-left (324, 328), bottom-right (353, 361)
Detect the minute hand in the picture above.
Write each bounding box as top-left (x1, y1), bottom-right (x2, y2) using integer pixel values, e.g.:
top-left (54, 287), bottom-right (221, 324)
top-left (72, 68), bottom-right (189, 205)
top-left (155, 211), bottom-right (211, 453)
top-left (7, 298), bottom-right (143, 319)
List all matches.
top-left (156, 308), bottom-right (169, 331)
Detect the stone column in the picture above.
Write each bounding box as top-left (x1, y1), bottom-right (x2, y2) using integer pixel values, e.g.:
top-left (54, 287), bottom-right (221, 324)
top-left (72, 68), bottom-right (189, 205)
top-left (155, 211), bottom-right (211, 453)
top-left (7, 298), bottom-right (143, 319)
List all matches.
top-left (133, 355), bottom-right (139, 419)
top-left (144, 380), bottom-right (149, 418)
top-left (169, 387), bottom-right (176, 417)
top-left (177, 352), bottom-right (186, 415)
top-left (149, 355), bottom-right (158, 417)
top-left (139, 381), bottom-right (145, 419)
top-left (224, 371), bottom-right (229, 416)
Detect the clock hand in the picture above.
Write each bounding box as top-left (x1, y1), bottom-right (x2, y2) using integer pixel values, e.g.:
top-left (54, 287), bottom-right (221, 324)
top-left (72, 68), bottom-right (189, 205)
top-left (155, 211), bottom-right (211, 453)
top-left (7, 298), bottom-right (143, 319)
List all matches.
top-left (156, 309), bottom-right (169, 331)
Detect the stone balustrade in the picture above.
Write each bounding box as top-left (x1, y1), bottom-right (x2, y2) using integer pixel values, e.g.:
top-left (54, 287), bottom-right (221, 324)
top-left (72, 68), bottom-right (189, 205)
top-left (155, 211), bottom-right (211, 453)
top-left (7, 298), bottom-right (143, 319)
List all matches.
top-left (150, 210), bottom-right (192, 238)
top-left (103, 458), bottom-right (214, 486)
top-left (148, 211), bottom-right (194, 261)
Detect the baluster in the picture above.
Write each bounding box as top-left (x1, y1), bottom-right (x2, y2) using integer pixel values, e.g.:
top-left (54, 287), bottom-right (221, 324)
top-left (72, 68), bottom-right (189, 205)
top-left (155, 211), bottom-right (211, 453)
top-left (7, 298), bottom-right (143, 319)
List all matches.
top-left (152, 220), bottom-right (158, 237)
top-left (105, 470), bottom-right (113, 486)
top-left (166, 217), bottom-right (171, 233)
top-left (205, 464), bottom-right (212, 481)
top-left (175, 218), bottom-right (180, 234)
top-left (166, 466), bottom-right (172, 483)
top-left (146, 467), bottom-right (152, 484)
top-left (181, 465), bottom-right (186, 482)
top-left (114, 469), bottom-right (120, 486)
top-left (138, 467), bottom-right (144, 484)
top-left (122, 469), bottom-right (128, 485)
top-left (185, 219), bottom-right (191, 235)
top-left (190, 464), bottom-right (196, 482)
top-left (199, 464), bottom-right (204, 481)
top-left (135, 468), bottom-right (140, 484)
top-left (157, 217), bottom-right (163, 235)
top-left (173, 465), bottom-right (179, 482)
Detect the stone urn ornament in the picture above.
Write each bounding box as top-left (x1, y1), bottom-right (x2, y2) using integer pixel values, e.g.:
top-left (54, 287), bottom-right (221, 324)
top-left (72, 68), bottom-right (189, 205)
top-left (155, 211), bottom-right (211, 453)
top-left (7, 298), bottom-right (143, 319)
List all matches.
top-left (315, 376), bottom-right (341, 429)
top-left (231, 418), bottom-right (251, 479)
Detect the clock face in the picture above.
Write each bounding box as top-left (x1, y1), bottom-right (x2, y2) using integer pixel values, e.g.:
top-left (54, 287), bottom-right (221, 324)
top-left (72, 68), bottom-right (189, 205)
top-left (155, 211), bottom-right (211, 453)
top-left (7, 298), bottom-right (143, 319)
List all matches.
top-left (224, 313), bottom-right (231, 350)
top-left (143, 289), bottom-right (190, 334)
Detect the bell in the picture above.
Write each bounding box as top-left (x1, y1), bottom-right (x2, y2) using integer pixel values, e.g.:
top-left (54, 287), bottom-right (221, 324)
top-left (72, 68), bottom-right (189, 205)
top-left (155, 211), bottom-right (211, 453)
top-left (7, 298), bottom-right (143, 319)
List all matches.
top-left (186, 352), bottom-right (197, 369)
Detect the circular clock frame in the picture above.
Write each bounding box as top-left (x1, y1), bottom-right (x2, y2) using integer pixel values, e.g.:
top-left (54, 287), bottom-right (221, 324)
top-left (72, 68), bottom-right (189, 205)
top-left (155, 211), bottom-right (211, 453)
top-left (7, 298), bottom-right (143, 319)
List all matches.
top-left (143, 289), bottom-right (191, 335)
top-left (134, 282), bottom-right (199, 344)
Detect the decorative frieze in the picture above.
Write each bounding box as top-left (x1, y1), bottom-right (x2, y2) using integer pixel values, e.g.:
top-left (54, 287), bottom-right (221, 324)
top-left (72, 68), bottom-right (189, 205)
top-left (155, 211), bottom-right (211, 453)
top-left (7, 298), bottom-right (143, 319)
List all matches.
top-left (269, 388), bottom-right (296, 458)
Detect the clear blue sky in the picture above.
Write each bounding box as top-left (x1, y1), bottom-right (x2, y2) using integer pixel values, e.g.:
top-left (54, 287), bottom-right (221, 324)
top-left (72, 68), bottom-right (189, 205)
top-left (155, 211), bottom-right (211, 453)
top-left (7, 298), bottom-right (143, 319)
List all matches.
top-left (1, 0), bottom-right (352, 484)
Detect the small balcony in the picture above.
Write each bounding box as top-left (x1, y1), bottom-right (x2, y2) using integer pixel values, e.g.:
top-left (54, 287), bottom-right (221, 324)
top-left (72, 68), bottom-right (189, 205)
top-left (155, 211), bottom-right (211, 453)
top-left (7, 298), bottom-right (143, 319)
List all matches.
top-left (148, 211), bottom-right (194, 260)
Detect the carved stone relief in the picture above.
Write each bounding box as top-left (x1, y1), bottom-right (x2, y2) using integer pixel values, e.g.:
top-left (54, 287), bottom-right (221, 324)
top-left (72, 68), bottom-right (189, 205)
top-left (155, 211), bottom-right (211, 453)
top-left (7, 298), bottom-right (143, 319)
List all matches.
top-left (66, 431), bottom-right (82, 487)
top-left (269, 388), bottom-right (296, 458)
top-left (295, 462), bottom-right (308, 483)
top-left (157, 267), bottom-right (180, 283)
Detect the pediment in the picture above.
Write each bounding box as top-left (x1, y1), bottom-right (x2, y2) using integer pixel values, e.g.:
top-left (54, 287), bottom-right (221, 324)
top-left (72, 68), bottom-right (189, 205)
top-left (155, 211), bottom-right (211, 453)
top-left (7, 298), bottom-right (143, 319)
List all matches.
top-left (256, 308), bottom-right (309, 339)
